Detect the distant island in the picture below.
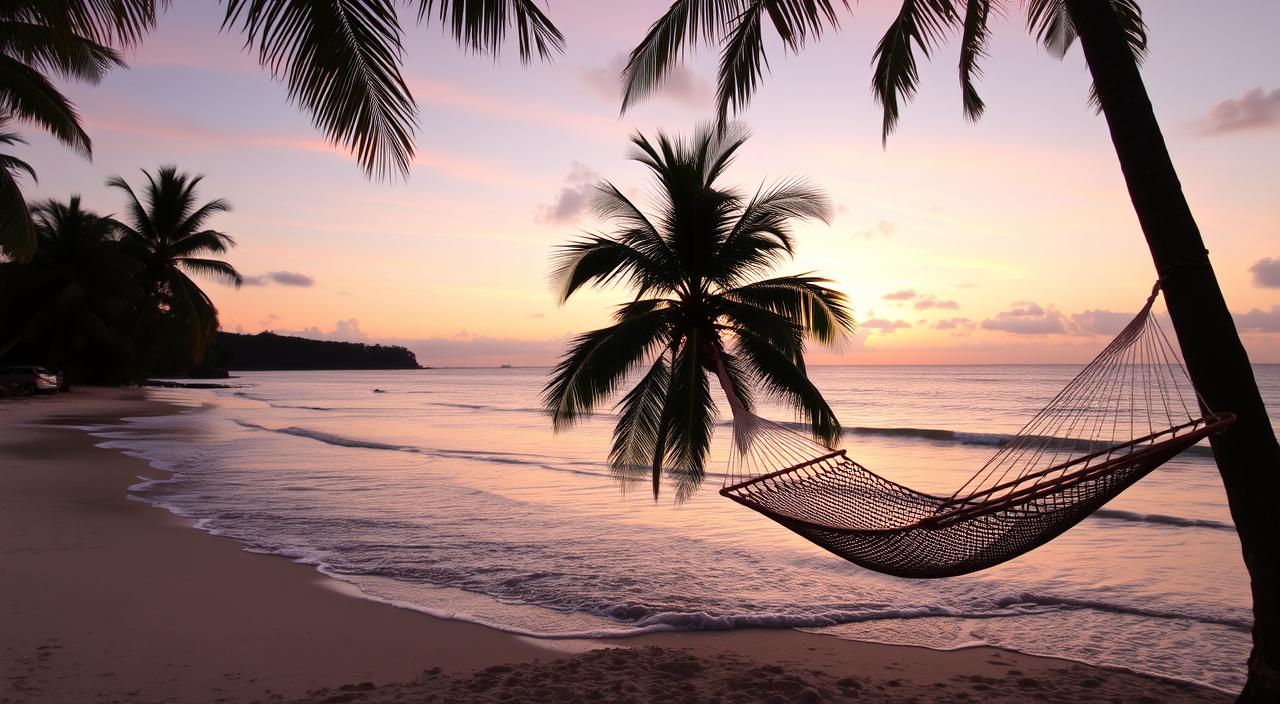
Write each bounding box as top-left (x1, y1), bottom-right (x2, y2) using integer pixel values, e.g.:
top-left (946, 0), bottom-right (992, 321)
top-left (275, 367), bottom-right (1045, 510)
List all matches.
top-left (203, 331), bottom-right (422, 372)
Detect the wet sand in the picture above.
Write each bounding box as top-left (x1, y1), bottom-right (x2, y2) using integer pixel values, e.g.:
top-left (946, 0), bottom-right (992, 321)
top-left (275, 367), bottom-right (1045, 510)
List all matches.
top-left (0, 388), bottom-right (1232, 703)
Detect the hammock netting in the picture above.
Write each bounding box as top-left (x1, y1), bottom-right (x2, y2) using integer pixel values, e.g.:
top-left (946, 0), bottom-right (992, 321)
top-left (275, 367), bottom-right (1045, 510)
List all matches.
top-left (720, 285), bottom-right (1235, 578)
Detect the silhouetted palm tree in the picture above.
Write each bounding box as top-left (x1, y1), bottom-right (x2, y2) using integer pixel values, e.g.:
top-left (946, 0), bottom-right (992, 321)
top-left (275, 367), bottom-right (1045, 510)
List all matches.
top-left (0, 196), bottom-right (138, 375)
top-left (544, 125), bottom-right (853, 500)
top-left (622, 2), bottom-right (1279, 699)
top-left (0, 1), bottom-right (136, 260)
top-left (108, 166), bottom-right (242, 363)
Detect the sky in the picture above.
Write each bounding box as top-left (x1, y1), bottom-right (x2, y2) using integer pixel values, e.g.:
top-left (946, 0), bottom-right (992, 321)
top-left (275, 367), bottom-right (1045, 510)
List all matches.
top-left (17, 1), bottom-right (1280, 367)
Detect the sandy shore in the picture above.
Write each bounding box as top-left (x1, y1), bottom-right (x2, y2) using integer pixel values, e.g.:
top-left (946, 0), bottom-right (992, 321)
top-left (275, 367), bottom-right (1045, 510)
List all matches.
top-left (0, 388), bottom-right (1232, 703)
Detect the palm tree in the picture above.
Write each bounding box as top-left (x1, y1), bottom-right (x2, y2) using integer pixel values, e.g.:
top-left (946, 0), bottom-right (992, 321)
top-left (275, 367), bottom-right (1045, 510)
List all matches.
top-left (108, 166), bottom-right (243, 364)
top-left (0, 196), bottom-right (139, 379)
top-left (544, 125), bottom-right (854, 500)
top-left (0, 1), bottom-right (139, 261)
top-left (621, 2), bottom-right (1280, 699)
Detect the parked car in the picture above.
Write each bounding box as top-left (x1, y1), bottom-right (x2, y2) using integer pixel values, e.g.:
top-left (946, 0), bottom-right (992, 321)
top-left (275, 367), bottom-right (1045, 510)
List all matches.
top-left (0, 366), bottom-right (61, 394)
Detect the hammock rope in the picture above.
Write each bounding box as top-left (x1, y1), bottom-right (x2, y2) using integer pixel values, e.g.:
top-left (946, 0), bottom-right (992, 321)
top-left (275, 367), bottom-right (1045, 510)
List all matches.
top-left (719, 283), bottom-right (1235, 578)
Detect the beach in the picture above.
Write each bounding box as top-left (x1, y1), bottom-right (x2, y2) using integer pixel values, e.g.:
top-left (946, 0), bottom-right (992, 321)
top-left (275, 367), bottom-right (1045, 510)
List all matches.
top-left (0, 387), bottom-right (1234, 703)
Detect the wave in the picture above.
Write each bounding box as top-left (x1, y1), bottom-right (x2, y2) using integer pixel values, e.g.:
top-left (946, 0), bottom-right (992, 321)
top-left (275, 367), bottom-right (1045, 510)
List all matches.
top-left (841, 425), bottom-right (1216, 458)
top-left (994, 593), bottom-right (1251, 631)
top-left (230, 419), bottom-right (614, 479)
top-left (1093, 509), bottom-right (1234, 532)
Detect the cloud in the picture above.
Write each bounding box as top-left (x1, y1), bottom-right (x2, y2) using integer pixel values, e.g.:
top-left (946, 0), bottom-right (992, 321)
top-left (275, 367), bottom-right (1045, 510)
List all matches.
top-left (241, 270), bottom-right (317, 287)
top-left (1236, 306), bottom-right (1280, 333)
top-left (283, 319), bottom-right (369, 342)
top-left (537, 162), bottom-right (600, 224)
top-left (855, 219), bottom-right (896, 239)
top-left (582, 53), bottom-right (711, 109)
top-left (1250, 258), bottom-right (1280, 288)
top-left (862, 318), bottom-right (912, 334)
top-left (1069, 309), bottom-right (1132, 336)
top-left (914, 295), bottom-right (959, 310)
top-left (981, 302), bottom-right (1067, 335)
top-left (933, 317), bottom-right (975, 331)
top-left (882, 289), bottom-right (917, 301)
top-left (1195, 87), bottom-right (1280, 136)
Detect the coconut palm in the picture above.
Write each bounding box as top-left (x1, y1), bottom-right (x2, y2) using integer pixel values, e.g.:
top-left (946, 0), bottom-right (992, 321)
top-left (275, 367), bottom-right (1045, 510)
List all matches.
top-left (622, 2), bottom-right (1280, 698)
top-left (544, 125), bottom-right (853, 500)
top-left (107, 166), bottom-right (242, 363)
top-left (0, 1), bottom-right (141, 260)
top-left (0, 196), bottom-right (139, 378)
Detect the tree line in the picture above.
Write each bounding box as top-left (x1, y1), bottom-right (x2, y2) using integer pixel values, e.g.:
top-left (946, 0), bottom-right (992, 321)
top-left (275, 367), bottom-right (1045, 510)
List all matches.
top-left (0, 167), bottom-right (240, 383)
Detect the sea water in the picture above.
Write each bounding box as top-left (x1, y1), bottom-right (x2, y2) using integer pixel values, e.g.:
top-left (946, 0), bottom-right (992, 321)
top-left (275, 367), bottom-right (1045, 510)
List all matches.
top-left (89, 365), bottom-right (1279, 692)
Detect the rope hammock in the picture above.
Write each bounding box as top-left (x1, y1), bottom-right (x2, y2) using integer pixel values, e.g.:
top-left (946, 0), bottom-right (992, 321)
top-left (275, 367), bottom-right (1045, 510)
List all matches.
top-left (719, 283), bottom-right (1235, 578)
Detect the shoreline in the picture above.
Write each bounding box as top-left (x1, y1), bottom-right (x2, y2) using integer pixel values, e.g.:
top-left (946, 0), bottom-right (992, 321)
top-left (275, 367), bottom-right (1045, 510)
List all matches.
top-left (0, 388), bottom-right (1232, 703)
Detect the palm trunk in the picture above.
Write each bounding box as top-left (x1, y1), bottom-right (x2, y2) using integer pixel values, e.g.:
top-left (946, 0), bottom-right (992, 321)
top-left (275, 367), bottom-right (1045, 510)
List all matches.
top-left (1066, 1), bottom-right (1280, 699)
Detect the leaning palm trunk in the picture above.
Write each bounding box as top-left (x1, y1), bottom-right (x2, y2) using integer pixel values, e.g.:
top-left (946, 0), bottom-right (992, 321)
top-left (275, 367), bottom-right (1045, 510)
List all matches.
top-left (1066, 1), bottom-right (1280, 699)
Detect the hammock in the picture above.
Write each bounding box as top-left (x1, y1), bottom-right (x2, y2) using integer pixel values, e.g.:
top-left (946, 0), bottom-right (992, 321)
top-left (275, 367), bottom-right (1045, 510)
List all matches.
top-left (719, 284), bottom-right (1235, 578)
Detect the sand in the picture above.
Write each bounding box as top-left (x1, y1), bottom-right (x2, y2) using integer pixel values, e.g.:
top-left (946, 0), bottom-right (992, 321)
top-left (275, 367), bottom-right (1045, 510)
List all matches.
top-left (0, 388), bottom-right (1233, 704)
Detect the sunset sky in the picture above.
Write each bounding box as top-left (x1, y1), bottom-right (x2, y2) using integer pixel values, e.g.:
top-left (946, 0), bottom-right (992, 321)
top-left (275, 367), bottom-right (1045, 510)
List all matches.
top-left (19, 1), bottom-right (1280, 367)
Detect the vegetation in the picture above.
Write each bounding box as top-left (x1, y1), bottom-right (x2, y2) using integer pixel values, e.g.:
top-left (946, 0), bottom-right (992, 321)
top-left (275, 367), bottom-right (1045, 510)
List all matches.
top-left (544, 125), bottom-right (853, 500)
top-left (0, 0), bottom-right (142, 261)
top-left (0, 167), bottom-right (240, 383)
top-left (0, 0), bottom-right (564, 262)
top-left (109, 166), bottom-right (243, 367)
top-left (206, 331), bottom-right (420, 371)
top-left (622, 1), bottom-right (1280, 699)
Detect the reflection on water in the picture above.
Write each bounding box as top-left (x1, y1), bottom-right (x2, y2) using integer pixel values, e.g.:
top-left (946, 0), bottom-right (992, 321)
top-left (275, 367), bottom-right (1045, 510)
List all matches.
top-left (93, 365), bottom-right (1279, 692)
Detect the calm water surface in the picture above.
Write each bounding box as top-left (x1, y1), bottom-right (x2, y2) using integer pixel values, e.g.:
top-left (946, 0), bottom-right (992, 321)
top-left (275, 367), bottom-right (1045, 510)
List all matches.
top-left (91, 364), bottom-right (1280, 692)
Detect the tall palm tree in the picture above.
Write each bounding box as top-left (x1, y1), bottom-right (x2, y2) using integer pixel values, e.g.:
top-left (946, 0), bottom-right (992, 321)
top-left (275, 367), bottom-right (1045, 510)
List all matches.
top-left (108, 166), bottom-right (242, 364)
top-left (621, 2), bottom-right (1280, 699)
top-left (544, 125), bottom-right (854, 500)
top-left (0, 196), bottom-right (138, 378)
top-left (0, 1), bottom-right (140, 261)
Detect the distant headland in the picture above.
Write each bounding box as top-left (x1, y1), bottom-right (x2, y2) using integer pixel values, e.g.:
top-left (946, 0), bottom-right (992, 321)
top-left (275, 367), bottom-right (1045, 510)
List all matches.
top-left (203, 331), bottom-right (422, 372)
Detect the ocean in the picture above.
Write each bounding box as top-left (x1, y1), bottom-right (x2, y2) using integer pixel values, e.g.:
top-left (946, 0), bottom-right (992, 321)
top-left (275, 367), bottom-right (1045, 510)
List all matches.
top-left (88, 364), bottom-right (1279, 692)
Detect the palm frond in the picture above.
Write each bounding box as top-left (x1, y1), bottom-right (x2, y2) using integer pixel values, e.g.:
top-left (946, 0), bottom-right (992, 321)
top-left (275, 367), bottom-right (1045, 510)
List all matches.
top-left (734, 327), bottom-right (840, 444)
top-left (724, 274), bottom-right (854, 345)
top-left (0, 152), bottom-right (36, 261)
top-left (542, 308), bottom-right (672, 429)
top-left (592, 181), bottom-right (679, 270)
top-left (656, 328), bottom-right (717, 498)
top-left (104, 173), bottom-right (155, 243)
top-left (172, 229), bottom-right (235, 256)
top-left (620, 0), bottom-right (748, 112)
top-left (223, 0), bottom-right (417, 180)
top-left (872, 0), bottom-right (958, 144)
top-left (413, 0), bottom-right (564, 63)
top-left (609, 353), bottom-right (671, 473)
top-left (0, 19), bottom-right (126, 83)
top-left (716, 297), bottom-right (805, 360)
top-left (957, 0), bottom-right (992, 121)
top-left (1, 0), bottom-right (162, 48)
top-left (550, 234), bottom-right (672, 303)
top-left (0, 54), bottom-right (92, 154)
top-left (173, 199), bottom-right (233, 243)
top-left (177, 256), bottom-right (244, 287)
top-left (713, 176), bottom-right (828, 286)
top-left (716, 0), bottom-right (844, 124)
